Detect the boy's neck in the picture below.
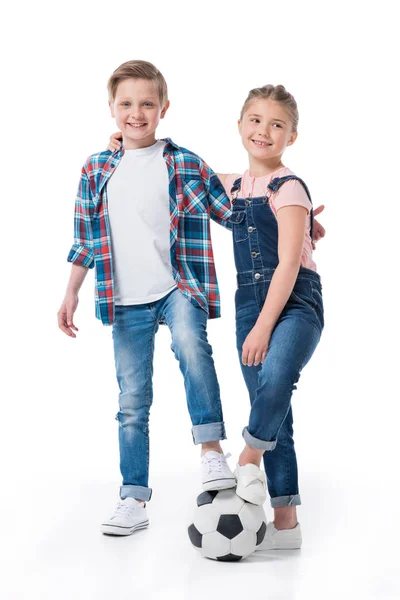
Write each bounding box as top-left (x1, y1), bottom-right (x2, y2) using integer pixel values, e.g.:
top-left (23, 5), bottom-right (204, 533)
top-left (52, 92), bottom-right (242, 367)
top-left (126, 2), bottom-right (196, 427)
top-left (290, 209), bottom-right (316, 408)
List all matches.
top-left (248, 155), bottom-right (285, 178)
top-left (122, 133), bottom-right (158, 150)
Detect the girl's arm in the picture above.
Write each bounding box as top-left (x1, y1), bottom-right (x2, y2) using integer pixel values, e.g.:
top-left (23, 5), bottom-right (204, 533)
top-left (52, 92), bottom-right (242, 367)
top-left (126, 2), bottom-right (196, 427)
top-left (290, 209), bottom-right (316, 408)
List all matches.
top-left (241, 205), bottom-right (307, 367)
top-left (216, 173), bottom-right (229, 187)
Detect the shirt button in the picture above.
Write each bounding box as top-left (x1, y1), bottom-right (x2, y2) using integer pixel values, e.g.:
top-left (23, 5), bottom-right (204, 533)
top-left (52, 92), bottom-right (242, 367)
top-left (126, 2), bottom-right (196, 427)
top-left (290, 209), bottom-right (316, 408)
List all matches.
top-left (254, 273), bottom-right (261, 280)
top-left (251, 252), bottom-right (259, 258)
top-left (248, 226), bottom-right (255, 233)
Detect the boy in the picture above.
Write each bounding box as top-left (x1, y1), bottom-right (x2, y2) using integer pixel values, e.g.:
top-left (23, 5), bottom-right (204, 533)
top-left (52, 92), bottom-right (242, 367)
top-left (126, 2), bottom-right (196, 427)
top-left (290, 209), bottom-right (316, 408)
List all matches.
top-left (57, 60), bottom-right (236, 536)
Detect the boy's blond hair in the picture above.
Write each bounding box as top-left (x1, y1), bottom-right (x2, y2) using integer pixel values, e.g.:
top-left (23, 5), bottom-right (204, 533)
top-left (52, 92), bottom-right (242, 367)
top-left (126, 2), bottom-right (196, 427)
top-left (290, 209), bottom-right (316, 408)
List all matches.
top-left (107, 60), bottom-right (168, 106)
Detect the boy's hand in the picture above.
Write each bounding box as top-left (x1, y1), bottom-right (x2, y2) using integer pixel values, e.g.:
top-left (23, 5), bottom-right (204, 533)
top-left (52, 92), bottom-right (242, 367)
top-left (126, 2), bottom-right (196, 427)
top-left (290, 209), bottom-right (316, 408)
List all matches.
top-left (58, 294), bottom-right (79, 338)
top-left (242, 325), bottom-right (272, 367)
top-left (312, 205), bottom-right (326, 249)
top-left (107, 131), bottom-right (122, 152)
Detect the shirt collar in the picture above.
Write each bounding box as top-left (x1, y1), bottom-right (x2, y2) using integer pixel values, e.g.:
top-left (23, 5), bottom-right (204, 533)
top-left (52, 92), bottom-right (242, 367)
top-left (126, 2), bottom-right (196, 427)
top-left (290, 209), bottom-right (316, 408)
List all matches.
top-left (111, 137), bottom-right (179, 158)
top-left (161, 137), bottom-right (180, 150)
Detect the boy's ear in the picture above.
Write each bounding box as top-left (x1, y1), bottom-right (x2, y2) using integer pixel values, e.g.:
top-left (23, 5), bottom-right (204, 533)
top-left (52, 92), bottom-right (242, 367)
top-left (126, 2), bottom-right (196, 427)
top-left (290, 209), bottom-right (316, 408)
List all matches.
top-left (160, 100), bottom-right (170, 119)
top-left (237, 119), bottom-right (242, 134)
top-left (109, 101), bottom-right (115, 118)
top-left (287, 131), bottom-right (298, 147)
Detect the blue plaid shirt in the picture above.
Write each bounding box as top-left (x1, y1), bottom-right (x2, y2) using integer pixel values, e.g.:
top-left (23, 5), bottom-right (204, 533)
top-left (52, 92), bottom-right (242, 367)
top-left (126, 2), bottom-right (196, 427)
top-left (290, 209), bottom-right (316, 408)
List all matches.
top-left (67, 138), bottom-right (232, 325)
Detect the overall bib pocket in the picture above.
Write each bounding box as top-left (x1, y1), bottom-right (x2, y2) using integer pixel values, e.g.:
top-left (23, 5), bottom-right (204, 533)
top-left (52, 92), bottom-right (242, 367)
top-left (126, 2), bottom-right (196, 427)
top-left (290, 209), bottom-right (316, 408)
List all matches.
top-left (230, 210), bottom-right (248, 242)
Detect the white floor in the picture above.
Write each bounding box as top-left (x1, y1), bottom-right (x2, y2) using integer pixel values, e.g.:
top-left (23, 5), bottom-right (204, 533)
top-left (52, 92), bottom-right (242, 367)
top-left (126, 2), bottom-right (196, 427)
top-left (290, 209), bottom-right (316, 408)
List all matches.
top-left (2, 465), bottom-right (399, 600)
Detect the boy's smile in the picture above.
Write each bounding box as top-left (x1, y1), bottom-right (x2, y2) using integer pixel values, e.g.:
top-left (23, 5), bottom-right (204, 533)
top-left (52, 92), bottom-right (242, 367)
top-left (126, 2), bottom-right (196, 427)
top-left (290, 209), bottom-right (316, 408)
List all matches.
top-left (109, 78), bottom-right (169, 150)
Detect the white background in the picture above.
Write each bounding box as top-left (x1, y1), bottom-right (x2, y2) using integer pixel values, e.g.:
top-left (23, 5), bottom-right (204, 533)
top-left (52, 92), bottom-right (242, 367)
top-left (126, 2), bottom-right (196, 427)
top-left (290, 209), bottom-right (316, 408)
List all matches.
top-left (1, 1), bottom-right (399, 598)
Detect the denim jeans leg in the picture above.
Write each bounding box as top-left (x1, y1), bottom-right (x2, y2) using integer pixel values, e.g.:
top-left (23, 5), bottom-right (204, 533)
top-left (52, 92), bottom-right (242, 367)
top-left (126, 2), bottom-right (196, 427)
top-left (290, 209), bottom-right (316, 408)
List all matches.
top-left (236, 358), bottom-right (299, 504)
top-left (161, 290), bottom-right (226, 444)
top-left (263, 407), bottom-right (301, 507)
top-left (236, 283), bottom-right (321, 505)
top-left (112, 305), bottom-right (159, 502)
top-left (242, 315), bottom-right (320, 503)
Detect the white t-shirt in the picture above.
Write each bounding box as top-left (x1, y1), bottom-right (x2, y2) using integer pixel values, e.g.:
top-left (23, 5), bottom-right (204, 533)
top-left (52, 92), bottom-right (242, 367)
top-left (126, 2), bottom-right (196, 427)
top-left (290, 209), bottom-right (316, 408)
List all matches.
top-left (107, 140), bottom-right (177, 305)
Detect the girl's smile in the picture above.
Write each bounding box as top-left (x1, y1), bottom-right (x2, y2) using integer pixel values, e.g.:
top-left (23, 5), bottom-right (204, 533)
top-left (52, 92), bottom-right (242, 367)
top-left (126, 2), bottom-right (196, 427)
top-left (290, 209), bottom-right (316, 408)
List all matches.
top-left (239, 99), bottom-right (297, 173)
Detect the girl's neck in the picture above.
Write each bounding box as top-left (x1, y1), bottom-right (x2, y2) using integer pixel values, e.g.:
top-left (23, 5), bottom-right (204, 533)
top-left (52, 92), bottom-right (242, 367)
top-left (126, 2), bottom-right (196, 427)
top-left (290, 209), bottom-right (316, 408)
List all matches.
top-left (248, 155), bottom-right (285, 178)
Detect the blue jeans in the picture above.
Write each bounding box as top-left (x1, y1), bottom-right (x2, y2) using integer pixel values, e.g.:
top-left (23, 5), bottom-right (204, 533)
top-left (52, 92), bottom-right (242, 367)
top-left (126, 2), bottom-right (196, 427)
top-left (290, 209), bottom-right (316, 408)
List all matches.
top-left (112, 289), bottom-right (226, 502)
top-left (236, 268), bottom-right (323, 507)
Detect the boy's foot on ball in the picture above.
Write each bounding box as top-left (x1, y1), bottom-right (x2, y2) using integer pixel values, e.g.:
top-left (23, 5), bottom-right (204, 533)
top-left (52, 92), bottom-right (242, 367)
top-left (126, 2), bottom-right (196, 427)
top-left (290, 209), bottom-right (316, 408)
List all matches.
top-left (234, 463), bottom-right (267, 505)
top-left (201, 451), bottom-right (236, 491)
top-left (100, 497), bottom-right (149, 536)
top-left (256, 521), bottom-right (302, 550)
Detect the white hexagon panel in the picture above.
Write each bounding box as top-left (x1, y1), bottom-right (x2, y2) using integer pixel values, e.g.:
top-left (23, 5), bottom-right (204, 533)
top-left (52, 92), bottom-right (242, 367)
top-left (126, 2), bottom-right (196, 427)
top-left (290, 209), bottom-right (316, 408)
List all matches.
top-left (193, 503), bottom-right (221, 534)
top-left (201, 531), bottom-right (231, 560)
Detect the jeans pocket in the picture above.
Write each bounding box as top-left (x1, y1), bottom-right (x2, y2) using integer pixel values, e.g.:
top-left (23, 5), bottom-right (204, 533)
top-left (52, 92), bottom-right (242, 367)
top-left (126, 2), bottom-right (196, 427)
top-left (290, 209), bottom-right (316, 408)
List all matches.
top-left (291, 281), bottom-right (313, 308)
top-left (229, 210), bottom-right (248, 242)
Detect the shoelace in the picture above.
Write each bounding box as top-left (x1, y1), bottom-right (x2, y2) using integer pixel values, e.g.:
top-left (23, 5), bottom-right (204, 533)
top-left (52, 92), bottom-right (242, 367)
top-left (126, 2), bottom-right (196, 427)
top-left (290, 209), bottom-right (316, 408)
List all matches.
top-left (203, 453), bottom-right (231, 474)
top-left (112, 501), bottom-right (135, 517)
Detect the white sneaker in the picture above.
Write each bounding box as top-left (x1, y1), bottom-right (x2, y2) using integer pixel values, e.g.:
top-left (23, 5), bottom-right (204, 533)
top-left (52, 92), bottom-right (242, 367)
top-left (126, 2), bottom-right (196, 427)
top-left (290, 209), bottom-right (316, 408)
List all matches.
top-left (201, 451), bottom-right (236, 491)
top-left (100, 497), bottom-right (149, 536)
top-left (257, 522), bottom-right (302, 550)
top-left (234, 463), bottom-right (267, 505)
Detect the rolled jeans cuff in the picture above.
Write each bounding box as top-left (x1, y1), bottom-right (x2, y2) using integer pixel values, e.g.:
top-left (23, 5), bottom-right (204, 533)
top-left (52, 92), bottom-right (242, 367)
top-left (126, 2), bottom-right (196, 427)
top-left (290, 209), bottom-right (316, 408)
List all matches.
top-left (192, 421), bottom-right (226, 445)
top-left (120, 485), bottom-right (152, 502)
top-left (242, 427), bottom-right (277, 451)
top-left (270, 494), bottom-right (301, 508)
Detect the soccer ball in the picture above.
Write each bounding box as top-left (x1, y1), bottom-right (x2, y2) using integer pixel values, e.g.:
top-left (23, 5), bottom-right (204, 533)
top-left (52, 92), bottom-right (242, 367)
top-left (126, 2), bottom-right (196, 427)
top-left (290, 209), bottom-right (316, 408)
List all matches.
top-left (188, 488), bottom-right (267, 561)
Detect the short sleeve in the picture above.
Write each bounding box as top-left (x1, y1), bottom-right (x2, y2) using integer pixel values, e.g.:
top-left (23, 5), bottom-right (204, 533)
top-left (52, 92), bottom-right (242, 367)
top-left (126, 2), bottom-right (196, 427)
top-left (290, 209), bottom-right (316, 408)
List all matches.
top-left (223, 173), bottom-right (241, 198)
top-left (271, 180), bottom-right (312, 214)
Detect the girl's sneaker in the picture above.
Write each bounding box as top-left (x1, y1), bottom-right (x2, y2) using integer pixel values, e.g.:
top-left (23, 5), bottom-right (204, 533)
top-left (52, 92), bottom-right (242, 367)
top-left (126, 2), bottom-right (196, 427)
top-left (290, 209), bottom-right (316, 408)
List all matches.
top-left (100, 497), bottom-right (149, 536)
top-left (201, 451), bottom-right (236, 491)
top-left (256, 522), bottom-right (302, 550)
top-left (234, 463), bottom-right (267, 505)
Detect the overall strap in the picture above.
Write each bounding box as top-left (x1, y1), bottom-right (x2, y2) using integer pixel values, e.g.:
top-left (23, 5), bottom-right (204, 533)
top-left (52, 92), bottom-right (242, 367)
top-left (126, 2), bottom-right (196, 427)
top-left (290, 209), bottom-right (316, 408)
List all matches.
top-left (230, 177), bottom-right (242, 204)
top-left (267, 175), bottom-right (314, 241)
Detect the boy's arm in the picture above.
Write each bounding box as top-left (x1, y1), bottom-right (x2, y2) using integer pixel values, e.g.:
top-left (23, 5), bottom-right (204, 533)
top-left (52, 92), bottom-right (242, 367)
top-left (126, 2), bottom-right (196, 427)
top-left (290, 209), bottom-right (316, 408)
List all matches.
top-left (198, 159), bottom-right (232, 230)
top-left (58, 264), bottom-right (88, 337)
top-left (67, 166), bottom-right (95, 268)
top-left (59, 165), bottom-right (95, 338)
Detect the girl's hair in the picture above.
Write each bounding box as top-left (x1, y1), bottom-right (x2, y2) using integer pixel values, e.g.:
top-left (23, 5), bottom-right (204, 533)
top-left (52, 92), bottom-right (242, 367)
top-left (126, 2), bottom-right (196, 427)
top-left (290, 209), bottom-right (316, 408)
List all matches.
top-left (107, 60), bottom-right (168, 106)
top-left (240, 85), bottom-right (299, 132)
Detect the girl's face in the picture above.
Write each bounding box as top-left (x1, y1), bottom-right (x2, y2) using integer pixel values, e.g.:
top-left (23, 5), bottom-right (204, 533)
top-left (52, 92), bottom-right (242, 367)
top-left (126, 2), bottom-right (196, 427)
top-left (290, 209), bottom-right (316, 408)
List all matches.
top-left (239, 99), bottom-right (297, 161)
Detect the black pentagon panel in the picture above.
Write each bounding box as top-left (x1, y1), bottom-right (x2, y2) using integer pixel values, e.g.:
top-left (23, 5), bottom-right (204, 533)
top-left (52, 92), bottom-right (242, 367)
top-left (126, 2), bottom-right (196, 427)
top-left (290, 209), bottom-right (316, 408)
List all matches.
top-left (217, 514), bottom-right (243, 540)
top-left (256, 521), bottom-right (267, 546)
top-left (196, 490), bottom-right (219, 507)
top-left (188, 524), bottom-right (202, 548)
top-left (217, 553), bottom-right (242, 562)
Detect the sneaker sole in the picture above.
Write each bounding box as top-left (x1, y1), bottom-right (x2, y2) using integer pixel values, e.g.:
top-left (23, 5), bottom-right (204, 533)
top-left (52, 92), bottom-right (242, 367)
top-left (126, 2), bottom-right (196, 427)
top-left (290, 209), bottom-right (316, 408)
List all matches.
top-left (202, 477), bottom-right (236, 491)
top-left (257, 540), bottom-right (302, 551)
top-left (100, 520), bottom-right (149, 536)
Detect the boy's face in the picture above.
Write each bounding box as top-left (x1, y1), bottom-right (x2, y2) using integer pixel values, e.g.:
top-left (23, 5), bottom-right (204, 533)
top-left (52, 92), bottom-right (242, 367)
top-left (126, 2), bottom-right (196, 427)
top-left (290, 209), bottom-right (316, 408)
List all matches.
top-left (238, 99), bottom-right (297, 161)
top-left (109, 78), bottom-right (169, 149)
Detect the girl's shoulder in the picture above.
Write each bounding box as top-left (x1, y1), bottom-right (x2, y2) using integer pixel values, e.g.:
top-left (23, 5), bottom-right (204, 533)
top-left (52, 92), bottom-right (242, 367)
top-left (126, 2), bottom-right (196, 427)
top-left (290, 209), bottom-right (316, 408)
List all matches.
top-left (268, 170), bottom-right (313, 213)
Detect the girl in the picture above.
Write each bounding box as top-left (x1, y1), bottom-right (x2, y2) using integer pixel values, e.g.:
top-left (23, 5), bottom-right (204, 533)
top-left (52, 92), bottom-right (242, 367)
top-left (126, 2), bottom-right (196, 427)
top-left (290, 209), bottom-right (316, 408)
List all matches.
top-left (107, 85), bottom-right (324, 550)
top-left (219, 85), bottom-right (324, 550)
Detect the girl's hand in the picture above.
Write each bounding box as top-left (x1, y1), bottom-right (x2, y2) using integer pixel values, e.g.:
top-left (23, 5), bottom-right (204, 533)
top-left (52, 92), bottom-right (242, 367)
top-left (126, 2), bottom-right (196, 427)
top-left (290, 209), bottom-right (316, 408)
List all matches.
top-left (312, 205), bottom-right (326, 249)
top-left (107, 131), bottom-right (122, 152)
top-left (242, 325), bottom-right (272, 367)
top-left (57, 293), bottom-right (79, 338)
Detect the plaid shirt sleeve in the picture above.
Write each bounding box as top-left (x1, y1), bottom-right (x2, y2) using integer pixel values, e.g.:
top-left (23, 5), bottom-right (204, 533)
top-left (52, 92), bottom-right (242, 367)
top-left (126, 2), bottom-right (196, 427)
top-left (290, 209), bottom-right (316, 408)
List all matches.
top-left (198, 158), bottom-right (233, 231)
top-left (67, 164), bottom-right (95, 269)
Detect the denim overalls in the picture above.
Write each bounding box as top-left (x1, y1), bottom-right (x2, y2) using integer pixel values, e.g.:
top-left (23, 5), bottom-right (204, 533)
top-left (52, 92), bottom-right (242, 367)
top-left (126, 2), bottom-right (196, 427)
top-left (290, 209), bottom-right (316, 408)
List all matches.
top-left (230, 174), bottom-right (324, 508)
